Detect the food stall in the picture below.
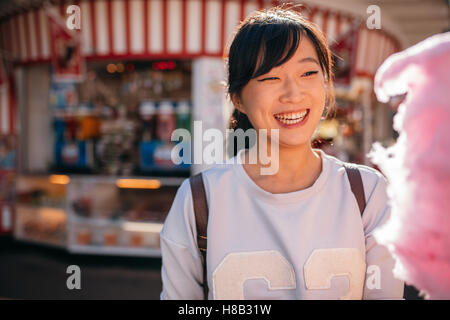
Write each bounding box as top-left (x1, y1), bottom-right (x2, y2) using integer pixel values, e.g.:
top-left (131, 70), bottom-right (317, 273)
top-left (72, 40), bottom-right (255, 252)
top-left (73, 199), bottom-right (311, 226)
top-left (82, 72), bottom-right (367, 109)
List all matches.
top-left (0, 0), bottom-right (402, 255)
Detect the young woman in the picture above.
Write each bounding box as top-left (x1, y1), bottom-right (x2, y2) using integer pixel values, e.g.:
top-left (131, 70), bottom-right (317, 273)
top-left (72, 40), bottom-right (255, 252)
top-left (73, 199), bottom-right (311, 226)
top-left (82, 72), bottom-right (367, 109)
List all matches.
top-left (160, 7), bottom-right (404, 300)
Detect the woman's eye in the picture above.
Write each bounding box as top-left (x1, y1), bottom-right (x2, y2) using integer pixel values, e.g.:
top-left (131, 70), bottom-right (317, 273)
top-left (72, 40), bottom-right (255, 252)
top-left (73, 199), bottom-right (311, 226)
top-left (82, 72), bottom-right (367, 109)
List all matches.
top-left (258, 77), bottom-right (278, 82)
top-left (302, 71), bottom-right (319, 77)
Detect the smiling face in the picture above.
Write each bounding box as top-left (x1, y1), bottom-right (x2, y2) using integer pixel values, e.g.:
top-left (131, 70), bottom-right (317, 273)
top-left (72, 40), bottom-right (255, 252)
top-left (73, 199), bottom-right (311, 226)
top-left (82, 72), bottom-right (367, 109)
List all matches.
top-left (233, 36), bottom-right (327, 148)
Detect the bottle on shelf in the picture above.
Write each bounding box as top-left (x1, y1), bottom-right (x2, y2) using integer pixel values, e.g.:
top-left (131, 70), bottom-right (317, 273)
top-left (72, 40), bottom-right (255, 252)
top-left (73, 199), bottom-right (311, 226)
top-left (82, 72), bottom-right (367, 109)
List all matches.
top-left (176, 100), bottom-right (191, 132)
top-left (156, 101), bottom-right (176, 142)
top-left (139, 101), bottom-right (157, 141)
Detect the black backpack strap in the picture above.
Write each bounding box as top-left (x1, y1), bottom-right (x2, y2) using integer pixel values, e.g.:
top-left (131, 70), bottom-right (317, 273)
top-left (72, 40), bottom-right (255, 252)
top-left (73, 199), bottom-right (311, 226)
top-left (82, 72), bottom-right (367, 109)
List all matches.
top-left (343, 163), bottom-right (367, 216)
top-left (189, 172), bottom-right (209, 300)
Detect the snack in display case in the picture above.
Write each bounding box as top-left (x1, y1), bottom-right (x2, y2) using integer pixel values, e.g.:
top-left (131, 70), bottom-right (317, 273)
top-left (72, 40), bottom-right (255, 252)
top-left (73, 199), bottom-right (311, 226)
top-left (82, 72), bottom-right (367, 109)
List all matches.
top-left (15, 206), bottom-right (67, 246)
top-left (76, 227), bottom-right (92, 245)
top-left (14, 176), bottom-right (68, 247)
top-left (103, 228), bottom-right (119, 246)
top-left (129, 233), bottom-right (143, 248)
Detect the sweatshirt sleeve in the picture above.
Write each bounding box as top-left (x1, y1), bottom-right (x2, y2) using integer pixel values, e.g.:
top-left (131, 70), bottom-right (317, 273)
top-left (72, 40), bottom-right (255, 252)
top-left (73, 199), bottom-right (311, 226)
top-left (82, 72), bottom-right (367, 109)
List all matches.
top-left (159, 179), bottom-right (205, 300)
top-left (360, 170), bottom-right (404, 300)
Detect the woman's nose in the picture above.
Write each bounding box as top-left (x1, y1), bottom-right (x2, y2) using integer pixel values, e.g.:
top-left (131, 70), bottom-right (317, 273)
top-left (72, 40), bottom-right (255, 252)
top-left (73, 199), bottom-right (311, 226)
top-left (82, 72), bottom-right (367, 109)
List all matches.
top-left (279, 77), bottom-right (305, 104)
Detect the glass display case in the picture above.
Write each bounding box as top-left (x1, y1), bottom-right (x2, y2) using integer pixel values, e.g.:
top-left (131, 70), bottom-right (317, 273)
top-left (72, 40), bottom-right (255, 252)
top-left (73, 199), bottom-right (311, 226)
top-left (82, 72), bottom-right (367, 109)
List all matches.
top-left (14, 174), bottom-right (182, 257)
top-left (67, 175), bottom-right (182, 257)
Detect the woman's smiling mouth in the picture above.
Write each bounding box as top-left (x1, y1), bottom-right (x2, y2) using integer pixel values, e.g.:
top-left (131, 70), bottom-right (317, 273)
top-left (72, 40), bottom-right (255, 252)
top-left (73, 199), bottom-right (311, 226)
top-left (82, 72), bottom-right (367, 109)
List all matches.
top-left (274, 109), bottom-right (310, 127)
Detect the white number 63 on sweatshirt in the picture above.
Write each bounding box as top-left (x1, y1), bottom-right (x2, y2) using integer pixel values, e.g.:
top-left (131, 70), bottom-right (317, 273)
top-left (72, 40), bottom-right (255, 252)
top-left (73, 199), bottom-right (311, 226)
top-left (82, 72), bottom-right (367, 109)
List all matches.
top-left (212, 248), bottom-right (366, 300)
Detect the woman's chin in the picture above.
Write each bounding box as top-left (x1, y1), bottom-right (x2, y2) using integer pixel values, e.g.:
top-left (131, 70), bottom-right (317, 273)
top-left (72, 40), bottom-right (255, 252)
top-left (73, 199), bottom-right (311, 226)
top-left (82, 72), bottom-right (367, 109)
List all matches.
top-left (277, 138), bottom-right (312, 149)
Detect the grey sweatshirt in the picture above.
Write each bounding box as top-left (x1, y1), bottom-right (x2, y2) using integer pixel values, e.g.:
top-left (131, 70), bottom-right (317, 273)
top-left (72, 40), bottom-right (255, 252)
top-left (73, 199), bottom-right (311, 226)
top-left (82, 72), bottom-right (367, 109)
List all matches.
top-left (160, 149), bottom-right (404, 300)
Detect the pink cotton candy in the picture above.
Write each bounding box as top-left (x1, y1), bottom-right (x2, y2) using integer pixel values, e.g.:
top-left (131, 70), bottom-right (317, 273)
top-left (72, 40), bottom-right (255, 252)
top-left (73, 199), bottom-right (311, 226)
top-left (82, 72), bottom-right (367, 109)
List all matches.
top-left (368, 32), bottom-right (450, 299)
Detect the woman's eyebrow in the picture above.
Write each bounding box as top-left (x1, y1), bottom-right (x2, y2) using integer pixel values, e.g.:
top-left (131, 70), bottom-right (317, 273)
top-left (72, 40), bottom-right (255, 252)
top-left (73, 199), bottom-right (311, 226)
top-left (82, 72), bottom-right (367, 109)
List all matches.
top-left (298, 57), bottom-right (320, 65)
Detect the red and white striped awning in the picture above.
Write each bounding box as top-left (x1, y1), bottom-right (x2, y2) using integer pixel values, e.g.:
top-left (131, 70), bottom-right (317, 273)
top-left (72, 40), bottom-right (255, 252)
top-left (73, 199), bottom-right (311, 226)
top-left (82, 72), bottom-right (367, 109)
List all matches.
top-left (355, 26), bottom-right (400, 78)
top-left (0, 0), bottom-right (400, 133)
top-left (0, 0), bottom-right (365, 63)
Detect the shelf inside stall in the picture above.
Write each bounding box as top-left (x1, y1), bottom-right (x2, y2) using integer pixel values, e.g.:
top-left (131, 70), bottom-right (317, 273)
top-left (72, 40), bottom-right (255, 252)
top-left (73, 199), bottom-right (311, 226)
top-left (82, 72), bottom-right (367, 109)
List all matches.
top-left (67, 245), bottom-right (162, 258)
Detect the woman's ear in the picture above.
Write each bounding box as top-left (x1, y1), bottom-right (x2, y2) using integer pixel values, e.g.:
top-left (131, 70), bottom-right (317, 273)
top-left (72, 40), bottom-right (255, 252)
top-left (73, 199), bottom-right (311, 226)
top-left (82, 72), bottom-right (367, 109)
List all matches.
top-left (230, 93), bottom-right (241, 111)
top-left (231, 93), bottom-right (245, 114)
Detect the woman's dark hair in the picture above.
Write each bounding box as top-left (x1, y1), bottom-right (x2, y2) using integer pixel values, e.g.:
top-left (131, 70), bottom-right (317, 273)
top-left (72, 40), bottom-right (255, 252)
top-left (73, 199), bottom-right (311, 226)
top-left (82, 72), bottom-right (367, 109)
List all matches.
top-left (226, 6), bottom-right (336, 135)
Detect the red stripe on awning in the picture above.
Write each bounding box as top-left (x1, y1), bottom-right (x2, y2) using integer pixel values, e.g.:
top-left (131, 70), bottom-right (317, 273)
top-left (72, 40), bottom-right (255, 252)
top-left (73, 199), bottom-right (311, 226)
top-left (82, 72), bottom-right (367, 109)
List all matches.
top-left (201, 0), bottom-right (207, 55)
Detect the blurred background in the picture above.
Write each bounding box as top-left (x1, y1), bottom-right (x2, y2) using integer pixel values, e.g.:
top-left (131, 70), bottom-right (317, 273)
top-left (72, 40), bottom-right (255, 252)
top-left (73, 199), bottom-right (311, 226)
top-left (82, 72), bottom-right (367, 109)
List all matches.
top-left (0, 0), bottom-right (448, 299)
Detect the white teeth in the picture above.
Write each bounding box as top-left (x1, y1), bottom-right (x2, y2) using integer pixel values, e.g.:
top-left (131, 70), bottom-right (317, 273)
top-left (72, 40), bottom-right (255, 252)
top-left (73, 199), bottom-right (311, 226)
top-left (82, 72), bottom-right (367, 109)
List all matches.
top-left (277, 115), bottom-right (305, 125)
top-left (274, 110), bottom-right (308, 120)
top-left (274, 110), bottom-right (308, 125)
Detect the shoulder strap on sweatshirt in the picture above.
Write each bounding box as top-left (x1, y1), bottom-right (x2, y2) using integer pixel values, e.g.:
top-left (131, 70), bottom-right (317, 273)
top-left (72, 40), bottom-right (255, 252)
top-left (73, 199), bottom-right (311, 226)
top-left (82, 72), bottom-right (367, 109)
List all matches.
top-left (189, 172), bottom-right (209, 300)
top-left (343, 163), bottom-right (367, 216)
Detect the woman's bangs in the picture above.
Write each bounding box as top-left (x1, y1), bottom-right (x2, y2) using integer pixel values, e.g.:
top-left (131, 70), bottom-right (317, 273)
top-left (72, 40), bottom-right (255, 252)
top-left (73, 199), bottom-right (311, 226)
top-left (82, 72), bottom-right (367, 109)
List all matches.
top-left (252, 25), bottom-right (302, 78)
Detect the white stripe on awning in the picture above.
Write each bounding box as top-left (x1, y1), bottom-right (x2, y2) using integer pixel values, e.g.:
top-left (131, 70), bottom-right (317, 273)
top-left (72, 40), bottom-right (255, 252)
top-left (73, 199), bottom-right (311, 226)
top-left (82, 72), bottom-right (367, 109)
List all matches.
top-left (244, 0), bottom-right (259, 20)
top-left (327, 13), bottom-right (337, 44)
top-left (95, 0), bottom-right (110, 55)
top-left (167, 0), bottom-right (183, 54)
top-left (149, 0), bottom-right (163, 53)
top-left (130, 0), bottom-right (145, 54)
top-left (312, 10), bottom-right (324, 33)
top-left (80, 1), bottom-right (93, 55)
top-left (356, 27), bottom-right (368, 72)
top-left (205, 0), bottom-right (222, 54)
top-left (224, 0), bottom-right (240, 51)
top-left (186, 0), bottom-right (202, 54)
top-left (18, 15), bottom-right (27, 61)
top-left (1, 84), bottom-right (9, 134)
top-left (112, 0), bottom-right (126, 54)
top-left (27, 11), bottom-right (38, 60)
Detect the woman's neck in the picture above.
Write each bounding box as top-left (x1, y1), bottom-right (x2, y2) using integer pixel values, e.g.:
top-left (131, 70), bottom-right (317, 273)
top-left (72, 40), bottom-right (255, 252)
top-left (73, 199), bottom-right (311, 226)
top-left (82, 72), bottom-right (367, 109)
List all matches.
top-left (241, 142), bottom-right (322, 194)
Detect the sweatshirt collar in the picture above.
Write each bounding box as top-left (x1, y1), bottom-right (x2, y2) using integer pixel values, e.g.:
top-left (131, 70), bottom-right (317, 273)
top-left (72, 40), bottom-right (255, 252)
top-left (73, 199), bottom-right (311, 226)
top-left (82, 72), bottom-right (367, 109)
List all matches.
top-left (230, 148), bottom-right (330, 204)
